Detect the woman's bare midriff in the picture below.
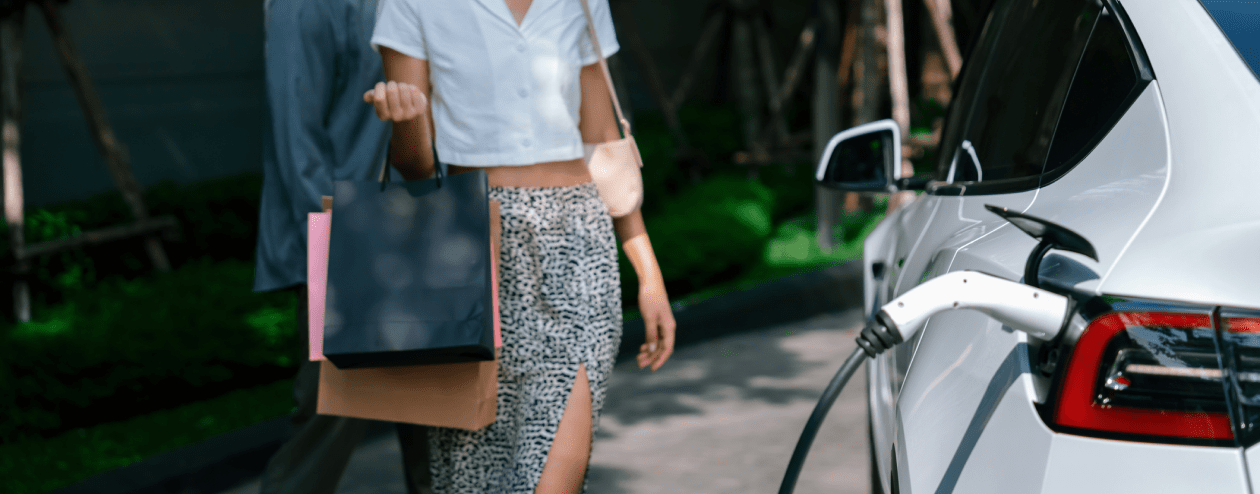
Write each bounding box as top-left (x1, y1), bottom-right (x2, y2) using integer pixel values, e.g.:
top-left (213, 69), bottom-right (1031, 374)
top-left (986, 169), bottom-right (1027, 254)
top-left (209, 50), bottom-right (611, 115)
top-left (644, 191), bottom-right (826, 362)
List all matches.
top-left (449, 158), bottom-right (592, 188)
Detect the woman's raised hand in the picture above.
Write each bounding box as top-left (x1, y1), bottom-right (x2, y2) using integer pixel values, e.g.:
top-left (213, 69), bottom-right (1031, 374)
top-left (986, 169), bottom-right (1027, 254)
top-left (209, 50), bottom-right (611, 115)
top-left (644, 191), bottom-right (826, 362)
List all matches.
top-left (363, 81), bottom-right (427, 122)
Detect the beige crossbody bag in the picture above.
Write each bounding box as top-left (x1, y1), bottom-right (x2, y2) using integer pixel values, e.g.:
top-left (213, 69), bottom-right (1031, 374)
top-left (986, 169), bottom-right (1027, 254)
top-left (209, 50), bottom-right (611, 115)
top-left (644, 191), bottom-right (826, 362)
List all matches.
top-left (578, 0), bottom-right (644, 218)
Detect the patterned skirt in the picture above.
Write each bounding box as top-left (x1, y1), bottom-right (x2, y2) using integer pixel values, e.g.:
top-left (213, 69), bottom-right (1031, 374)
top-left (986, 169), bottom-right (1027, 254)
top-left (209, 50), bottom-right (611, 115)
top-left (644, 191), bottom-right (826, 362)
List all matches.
top-left (428, 181), bottom-right (623, 493)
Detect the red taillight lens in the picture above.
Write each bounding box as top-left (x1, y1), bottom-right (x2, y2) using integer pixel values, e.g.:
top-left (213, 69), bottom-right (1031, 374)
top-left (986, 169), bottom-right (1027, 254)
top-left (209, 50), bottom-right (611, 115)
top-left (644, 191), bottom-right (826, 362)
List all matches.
top-left (1054, 312), bottom-right (1233, 440)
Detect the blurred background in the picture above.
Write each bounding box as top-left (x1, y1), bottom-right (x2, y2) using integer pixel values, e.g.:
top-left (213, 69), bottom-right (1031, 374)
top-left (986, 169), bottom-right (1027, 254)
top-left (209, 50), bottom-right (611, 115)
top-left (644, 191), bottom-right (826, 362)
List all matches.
top-left (0, 0), bottom-right (988, 491)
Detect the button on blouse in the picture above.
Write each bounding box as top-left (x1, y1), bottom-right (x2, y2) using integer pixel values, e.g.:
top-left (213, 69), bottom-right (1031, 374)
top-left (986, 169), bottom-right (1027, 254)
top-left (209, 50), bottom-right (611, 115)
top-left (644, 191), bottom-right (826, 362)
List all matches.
top-left (371, 0), bottom-right (621, 167)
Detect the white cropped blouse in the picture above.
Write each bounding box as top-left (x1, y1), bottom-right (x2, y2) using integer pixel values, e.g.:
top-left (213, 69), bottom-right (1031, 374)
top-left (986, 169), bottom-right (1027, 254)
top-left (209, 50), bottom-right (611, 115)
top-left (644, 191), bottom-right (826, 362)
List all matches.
top-left (371, 0), bottom-right (621, 166)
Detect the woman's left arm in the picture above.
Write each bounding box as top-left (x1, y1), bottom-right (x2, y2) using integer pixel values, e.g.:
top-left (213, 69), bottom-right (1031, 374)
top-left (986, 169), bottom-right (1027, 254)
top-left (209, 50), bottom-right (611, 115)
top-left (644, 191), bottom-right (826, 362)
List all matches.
top-left (579, 62), bottom-right (676, 372)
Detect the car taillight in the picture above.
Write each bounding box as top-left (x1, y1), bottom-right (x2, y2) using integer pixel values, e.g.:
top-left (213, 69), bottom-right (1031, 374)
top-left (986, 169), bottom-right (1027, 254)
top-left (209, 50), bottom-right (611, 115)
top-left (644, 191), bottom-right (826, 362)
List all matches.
top-left (1217, 314), bottom-right (1260, 444)
top-left (1054, 311), bottom-right (1234, 441)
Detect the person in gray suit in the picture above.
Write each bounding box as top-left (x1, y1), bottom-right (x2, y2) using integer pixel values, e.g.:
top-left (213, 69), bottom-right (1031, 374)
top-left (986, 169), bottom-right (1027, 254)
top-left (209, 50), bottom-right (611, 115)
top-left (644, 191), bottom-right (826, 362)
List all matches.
top-left (253, 0), bottom-right (431, 492)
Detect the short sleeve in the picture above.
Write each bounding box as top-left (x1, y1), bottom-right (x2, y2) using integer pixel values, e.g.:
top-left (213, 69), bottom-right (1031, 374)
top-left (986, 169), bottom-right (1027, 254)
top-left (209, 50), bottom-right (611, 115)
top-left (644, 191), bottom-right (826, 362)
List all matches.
top-left (371, 0), bottom-right (427, 60)
top-left (578, 0), bottom-right (620, 65)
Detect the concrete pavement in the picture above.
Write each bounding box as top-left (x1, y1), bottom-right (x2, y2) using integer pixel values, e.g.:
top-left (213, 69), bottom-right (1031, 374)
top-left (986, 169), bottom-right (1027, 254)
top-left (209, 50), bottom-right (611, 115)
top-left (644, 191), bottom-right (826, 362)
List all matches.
top-left (215, 309), bottom-right (872, 494)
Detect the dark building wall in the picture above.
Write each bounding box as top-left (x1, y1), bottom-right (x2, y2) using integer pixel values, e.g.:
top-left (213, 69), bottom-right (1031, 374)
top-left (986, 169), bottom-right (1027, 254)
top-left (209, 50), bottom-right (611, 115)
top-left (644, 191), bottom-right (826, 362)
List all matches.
top-left (19, 0), bottom-right (263, 207)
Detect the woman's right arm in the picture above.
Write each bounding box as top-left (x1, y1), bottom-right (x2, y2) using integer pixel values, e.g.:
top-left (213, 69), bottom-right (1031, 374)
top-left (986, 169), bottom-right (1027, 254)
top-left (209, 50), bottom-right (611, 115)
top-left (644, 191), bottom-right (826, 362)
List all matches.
top-left (364, 47), bottom-right (435, 180)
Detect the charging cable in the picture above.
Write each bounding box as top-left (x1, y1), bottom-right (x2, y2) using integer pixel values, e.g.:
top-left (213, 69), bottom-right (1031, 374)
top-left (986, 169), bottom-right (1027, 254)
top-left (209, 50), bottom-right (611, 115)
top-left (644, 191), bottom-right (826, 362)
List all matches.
top-left (778, 271), bottom-right (1069, 494)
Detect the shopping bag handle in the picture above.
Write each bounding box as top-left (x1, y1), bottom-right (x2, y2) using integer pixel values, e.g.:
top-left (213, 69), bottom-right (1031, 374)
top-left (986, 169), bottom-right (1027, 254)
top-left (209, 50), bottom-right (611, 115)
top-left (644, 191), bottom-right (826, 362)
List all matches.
top-left (377, 143), bottom-right (444, 191)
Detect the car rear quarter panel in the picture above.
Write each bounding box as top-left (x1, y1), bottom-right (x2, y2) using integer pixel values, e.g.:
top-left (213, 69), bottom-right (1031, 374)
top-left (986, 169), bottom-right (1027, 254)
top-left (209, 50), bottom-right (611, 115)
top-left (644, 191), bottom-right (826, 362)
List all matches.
top-left (1102, 0), bottom-right (1260, 311)
top-left (1023, 83), bottom-right (1170, 294)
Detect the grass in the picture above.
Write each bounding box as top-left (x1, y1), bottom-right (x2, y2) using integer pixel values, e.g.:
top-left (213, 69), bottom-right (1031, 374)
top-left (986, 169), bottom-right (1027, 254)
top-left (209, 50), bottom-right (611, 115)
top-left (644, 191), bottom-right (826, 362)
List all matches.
top-left (624, 207), bottom-right (886, 321)
top-left (1, 259), bottom-right (299, 445)
top-left (0, 379), bottom-right (295, 494)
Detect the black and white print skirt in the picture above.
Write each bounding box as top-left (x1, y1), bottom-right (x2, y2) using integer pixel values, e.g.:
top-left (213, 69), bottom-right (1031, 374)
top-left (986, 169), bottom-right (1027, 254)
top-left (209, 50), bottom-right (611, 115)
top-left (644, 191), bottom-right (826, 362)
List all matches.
top-left (428, 181), bottom-right (623, 493)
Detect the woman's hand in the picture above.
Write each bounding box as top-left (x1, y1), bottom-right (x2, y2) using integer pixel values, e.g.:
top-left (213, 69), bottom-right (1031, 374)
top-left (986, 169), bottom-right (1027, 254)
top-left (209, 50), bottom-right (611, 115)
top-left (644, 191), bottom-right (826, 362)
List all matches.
top-left (363, 81), bottom-right (427, 122)
top-left (636, 278), bottom-right (676, 372)
top-left (612, 210), bottom-right (675, 372)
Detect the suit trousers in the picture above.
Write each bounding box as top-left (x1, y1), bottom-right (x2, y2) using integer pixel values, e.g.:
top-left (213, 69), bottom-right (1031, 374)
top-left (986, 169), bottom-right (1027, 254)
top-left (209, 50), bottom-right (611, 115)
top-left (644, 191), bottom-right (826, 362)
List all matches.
top-left (258, 285), bottom-right (433, 494)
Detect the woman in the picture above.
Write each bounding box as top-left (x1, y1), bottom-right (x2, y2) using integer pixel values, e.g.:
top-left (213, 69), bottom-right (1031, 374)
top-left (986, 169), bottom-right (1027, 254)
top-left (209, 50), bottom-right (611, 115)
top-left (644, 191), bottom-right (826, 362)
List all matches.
top-left (364, 0), bottom-right (676, 492)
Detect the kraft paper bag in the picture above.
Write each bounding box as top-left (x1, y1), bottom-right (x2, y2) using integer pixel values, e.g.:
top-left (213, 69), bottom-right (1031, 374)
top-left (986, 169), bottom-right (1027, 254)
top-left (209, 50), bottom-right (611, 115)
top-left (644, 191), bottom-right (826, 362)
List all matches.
top-left (316, 358), bottom-right (498, 430)
top-left (310, 199), bottom-right (502, 430)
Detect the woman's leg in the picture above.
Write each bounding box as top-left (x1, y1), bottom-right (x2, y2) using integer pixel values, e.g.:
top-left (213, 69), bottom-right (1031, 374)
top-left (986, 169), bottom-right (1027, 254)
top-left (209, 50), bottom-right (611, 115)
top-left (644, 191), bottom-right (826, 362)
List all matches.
top-left (534, 363), bottom-right (593, 494)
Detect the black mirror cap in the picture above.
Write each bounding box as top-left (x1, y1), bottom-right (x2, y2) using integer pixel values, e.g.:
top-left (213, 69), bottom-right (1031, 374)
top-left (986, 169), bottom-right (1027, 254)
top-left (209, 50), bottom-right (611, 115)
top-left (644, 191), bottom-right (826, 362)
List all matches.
top-left (815, 119), bottom-right (903, 193)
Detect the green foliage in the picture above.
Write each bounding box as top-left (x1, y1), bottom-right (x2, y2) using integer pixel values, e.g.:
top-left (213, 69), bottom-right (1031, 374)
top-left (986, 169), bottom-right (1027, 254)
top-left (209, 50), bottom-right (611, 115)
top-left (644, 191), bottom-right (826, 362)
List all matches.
top-left (910, 97), bottom-right (948, 134)
top-left (0, 379), bottom-right (294, 494)
top-left (910, 97), bottom-right (948, 177)
top-left (0, 260), bottom-right (297, 444)
top-left (626, 209), bottom-right (884, 319)
top-left (620, 174), bottom-right (776, 303)
top-left (21, 209), bottom-right (97, 293)
top-left (630, 104), bottom-right (745, 218)
top-left (622, 104), bottom-right (832, 308)
top-left (0, 174), bottom-right (265, 309)
top-left (755, 162), bottom-right (816, 222)
top-left (764, 212), bottom-right (882, 268)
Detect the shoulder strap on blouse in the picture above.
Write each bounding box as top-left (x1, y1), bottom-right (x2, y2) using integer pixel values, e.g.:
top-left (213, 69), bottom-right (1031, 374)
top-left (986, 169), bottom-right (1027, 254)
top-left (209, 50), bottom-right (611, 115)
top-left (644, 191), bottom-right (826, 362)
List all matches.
top-left (577, 0), bottom-right (631, 137)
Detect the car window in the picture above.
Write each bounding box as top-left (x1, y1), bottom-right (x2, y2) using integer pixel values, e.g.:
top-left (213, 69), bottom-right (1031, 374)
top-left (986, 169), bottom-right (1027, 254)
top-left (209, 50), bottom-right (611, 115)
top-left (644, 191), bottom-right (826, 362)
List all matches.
top-left (933, 0), bottom-right (1098, 192)
top-left (1198, 0), bottom-right (1260, 82)
top-left (931, 0), bottom-right (1007, 185)
top-left (1043, 6), bottom-right (1149, 183)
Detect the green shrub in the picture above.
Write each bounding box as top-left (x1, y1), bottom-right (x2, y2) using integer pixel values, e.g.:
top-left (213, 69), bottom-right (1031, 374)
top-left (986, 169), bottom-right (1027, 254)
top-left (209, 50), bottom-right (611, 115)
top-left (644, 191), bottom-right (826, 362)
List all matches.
top-left (620, 174), bottom-right (775, 303)
top-left (0, 259), bottom-right (297, 443)
top-left (0, 379), bottom-right (294, 494)
top-left (632, 104), bottom-right (746, 218)
top-left (756, 162), bottom-right (816, 222)
top-left (0, 174), bottom-right (265, 309)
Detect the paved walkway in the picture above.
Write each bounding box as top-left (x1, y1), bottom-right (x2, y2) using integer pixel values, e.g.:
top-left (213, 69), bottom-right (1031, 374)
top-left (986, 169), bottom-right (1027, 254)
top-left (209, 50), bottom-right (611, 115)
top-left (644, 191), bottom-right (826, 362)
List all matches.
top-left (217, 309), bottom-right (871, 494)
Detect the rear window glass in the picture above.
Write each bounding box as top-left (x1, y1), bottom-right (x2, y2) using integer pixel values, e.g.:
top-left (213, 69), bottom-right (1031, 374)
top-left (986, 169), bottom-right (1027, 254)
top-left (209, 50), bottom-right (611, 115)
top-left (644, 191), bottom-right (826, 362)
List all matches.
top-left (1199, 1), bottom-right (1260, 81)
top-left (1044, 7), bottom-right (1142, 175)
top-left (932, 0), bottom-right (1096, 186)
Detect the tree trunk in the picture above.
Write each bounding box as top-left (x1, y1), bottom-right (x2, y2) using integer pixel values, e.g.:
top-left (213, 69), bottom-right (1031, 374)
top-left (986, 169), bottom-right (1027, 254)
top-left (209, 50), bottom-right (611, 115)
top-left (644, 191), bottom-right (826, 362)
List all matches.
top-left (814, 0), bottom-right (843, 250)
top-left (846, 0), bottom-right (882, 214)
top-left (923, 0), bottom-right (961, 78)
top-left (36, 0), bottom-right (170, 272)
top-left (885, 0), bottom-right (910, 138)
top-left (885, 0), bottom-right (917, 213)
top-left (732, 14), bottom-right (762, 156)
top-left (1, 7), bottom-right (29, 322)
top-left (671, 8), bottom-right (726, 110)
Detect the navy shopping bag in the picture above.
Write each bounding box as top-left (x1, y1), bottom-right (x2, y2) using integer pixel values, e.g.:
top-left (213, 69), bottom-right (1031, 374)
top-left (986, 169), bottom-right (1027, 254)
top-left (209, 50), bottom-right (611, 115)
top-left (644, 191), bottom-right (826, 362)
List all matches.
top-left (322, 162), bottom-right (495, 369)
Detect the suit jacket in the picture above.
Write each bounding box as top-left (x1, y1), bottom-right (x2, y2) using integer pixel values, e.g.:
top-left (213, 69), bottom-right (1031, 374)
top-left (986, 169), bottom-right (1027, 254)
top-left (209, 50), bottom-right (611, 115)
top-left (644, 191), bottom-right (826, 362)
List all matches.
top-left (254, 0), bottom-right (398, 292)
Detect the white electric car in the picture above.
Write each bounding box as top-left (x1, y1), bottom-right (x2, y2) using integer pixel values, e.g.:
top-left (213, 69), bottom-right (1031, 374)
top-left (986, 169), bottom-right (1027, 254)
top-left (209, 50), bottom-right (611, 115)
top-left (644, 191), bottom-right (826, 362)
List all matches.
top-left (814, 0), bottom-right (1260, 492)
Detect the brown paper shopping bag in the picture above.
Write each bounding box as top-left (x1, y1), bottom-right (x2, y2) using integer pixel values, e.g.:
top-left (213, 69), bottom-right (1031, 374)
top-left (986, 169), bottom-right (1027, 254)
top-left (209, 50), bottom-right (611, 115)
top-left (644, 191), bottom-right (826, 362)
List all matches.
top-left (311, 198), bottom-right (503, 430)
top-left (315, 358), bottom-right (498, 429)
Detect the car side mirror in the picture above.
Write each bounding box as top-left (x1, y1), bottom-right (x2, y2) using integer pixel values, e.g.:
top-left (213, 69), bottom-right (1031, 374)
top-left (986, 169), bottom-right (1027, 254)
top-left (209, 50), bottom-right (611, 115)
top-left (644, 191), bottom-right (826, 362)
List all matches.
top-left (814, 119), bottom-right (902, 193)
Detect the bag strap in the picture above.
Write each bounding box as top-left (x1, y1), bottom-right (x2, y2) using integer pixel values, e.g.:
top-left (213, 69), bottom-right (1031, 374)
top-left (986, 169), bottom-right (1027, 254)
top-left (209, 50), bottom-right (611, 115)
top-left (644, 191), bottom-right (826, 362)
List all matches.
top-left (377, 140), bottom-right (444, 190)
top-left (577, 0), bottom-right (631, 138)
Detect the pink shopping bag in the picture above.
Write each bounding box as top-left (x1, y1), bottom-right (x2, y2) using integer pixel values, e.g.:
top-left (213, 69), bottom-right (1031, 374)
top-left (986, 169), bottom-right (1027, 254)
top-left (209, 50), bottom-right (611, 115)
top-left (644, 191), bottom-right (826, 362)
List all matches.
top-left (308, 208), bottom-right (331, 361)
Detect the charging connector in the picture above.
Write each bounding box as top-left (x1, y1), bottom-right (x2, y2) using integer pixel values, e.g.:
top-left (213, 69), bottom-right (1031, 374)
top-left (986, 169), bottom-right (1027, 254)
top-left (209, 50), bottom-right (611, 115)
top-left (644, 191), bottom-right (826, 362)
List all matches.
top-left (780, 270), bottom-right (1072, 494)
top-left (856, 271), bottom-right (1070, 359)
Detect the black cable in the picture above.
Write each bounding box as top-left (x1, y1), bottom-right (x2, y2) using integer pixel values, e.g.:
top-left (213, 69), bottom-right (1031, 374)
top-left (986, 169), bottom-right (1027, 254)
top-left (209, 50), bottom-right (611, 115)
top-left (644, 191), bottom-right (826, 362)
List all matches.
top-left (778, 346), bottom-right (869, 494)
